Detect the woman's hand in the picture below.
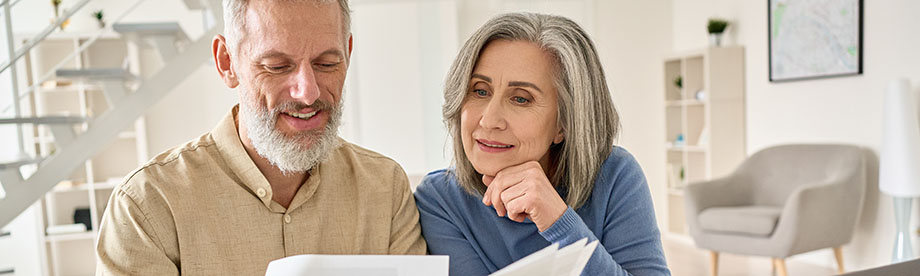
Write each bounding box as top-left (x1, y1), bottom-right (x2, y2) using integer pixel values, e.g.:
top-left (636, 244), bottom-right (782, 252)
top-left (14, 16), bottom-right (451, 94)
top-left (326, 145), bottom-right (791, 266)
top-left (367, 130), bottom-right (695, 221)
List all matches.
top-left (482, 161), bottom-right (568, 232)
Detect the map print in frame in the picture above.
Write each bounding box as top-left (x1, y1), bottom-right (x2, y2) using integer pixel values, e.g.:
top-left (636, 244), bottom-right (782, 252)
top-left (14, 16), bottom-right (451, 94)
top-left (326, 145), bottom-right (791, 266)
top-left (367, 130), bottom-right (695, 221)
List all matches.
top-left (769, 0), bottom-right (863, 82)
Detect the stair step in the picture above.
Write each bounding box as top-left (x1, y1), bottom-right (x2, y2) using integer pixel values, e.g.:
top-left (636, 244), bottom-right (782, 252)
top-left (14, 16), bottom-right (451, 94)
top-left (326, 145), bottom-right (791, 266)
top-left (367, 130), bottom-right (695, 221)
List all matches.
top-left (0, 158), bottom-right (43, 170)
top-left (55, 68), bottom-right (135, 81)
top-left (113, 22), bottom-right (189, 42)
top-left (0, 116), bottom-right (86, 125)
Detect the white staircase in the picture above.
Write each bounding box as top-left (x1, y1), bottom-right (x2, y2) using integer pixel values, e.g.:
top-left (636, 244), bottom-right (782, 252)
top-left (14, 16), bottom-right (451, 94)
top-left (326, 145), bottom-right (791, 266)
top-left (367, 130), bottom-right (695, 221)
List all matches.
top-left (0, 0), bottom-right (225, 228)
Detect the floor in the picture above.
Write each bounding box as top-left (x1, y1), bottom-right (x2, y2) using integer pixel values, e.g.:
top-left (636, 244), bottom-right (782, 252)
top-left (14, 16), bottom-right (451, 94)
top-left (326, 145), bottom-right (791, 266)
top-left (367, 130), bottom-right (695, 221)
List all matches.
top-left (663, 235), bottom-right (839, 276)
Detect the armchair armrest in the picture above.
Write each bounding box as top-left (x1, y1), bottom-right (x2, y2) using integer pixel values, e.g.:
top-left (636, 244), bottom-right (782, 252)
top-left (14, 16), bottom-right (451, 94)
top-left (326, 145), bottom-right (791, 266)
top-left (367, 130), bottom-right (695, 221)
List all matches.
top-left (684, 176), bottom-right (750, 214)
top-left (683, 176), bottom-right (751, 234)
top-left (770, 177), bottom-right (865, 256)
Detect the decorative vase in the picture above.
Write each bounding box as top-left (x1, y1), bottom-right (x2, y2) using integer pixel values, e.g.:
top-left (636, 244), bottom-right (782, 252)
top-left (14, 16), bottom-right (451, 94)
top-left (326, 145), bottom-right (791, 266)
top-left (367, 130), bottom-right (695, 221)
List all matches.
top-left (709, 33), bottom-right (723, 47)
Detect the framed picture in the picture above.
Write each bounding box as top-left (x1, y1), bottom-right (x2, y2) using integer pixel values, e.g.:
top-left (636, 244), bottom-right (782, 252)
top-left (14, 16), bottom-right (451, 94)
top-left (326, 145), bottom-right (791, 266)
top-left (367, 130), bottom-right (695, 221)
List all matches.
top-left (768, 0), bottom-right (863, 82)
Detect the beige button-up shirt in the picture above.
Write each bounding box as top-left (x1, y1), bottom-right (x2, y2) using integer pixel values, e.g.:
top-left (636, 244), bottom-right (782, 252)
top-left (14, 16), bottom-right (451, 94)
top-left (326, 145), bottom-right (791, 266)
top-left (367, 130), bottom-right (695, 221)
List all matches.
top-left (96, 106), bottom-right (427, 275)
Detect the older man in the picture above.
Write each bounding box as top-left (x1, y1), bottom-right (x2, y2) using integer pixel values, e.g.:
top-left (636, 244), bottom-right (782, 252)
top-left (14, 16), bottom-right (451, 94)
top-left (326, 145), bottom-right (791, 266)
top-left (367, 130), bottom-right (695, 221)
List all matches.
top-left (95, 0), bottom-right (426, 274)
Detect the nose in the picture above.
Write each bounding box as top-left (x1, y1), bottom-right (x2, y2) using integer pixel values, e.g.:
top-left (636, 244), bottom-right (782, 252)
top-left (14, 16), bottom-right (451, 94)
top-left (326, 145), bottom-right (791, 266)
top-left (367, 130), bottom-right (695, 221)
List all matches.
top-left (478, 98), bottom-right (506, 130)
top-left (289, 66), bottom-right (321, 105)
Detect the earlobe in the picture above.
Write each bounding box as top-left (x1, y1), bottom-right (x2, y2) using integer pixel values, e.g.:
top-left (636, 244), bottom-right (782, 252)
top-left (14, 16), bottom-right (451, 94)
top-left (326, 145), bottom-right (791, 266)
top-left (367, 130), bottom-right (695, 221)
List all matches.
top-left (212, 35), bottom-right (239, 88)
top-left (553, 131), bottom-right (564, 144)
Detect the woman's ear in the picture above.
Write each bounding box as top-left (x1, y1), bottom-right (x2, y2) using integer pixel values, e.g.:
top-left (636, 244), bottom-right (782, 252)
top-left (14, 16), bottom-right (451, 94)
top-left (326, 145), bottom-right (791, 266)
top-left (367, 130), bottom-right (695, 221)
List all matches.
top-left (553, 130), bottom-right (564, 144)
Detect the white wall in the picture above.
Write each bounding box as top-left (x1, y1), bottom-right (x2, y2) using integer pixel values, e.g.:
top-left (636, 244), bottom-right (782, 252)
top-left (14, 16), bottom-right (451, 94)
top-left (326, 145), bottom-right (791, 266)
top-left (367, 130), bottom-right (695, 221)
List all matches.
top-left (672, 0), bottom-right (920, 270)
top-left (345, 0), bottom-right (458, 177)
top-left (591, 0), bottom-right (673, 234)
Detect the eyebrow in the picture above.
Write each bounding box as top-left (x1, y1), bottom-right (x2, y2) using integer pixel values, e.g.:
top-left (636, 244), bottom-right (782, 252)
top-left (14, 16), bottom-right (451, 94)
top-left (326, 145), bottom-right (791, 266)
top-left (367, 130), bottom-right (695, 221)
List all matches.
top-left (254, 50), bottom-right (289, 61)
top-left (254, 48), bottom-right (345, 61)
top-left (508, 81), bottom-right (544, 94)
top-left (471, 73), bottom-right (544, 94)
top-left (471, 73), bottom-right (491, 83)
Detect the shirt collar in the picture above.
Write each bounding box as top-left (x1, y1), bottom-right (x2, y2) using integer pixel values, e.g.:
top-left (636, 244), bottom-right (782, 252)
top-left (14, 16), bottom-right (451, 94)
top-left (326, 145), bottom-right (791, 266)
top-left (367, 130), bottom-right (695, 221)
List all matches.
top-left (213, 105), bottom-right (275, 208)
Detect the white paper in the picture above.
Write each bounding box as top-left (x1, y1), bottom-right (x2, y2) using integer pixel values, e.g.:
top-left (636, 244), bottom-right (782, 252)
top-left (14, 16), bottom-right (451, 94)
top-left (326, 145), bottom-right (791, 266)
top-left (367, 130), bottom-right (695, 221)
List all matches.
top-left (265, 255), bottom-right (448, 276)
top-left (489, 239), bottom-right (597, 276)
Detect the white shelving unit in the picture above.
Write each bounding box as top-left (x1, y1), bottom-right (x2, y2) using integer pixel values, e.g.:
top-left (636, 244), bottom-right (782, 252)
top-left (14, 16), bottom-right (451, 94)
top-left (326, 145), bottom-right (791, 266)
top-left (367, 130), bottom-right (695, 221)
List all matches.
top-left (662, 46), bottom-right (746, 236)
top-left (16, 31), bottom-right (149, 276)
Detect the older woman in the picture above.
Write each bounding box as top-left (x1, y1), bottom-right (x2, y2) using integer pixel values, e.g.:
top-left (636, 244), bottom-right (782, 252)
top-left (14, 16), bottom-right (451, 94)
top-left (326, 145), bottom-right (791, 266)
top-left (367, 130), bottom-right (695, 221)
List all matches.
top-left (414, 13), bottom-right (669, 276)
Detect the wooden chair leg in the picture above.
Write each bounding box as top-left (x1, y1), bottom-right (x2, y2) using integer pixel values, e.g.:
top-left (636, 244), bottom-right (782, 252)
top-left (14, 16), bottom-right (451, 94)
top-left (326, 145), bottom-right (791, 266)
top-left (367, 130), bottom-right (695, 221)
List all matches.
top-left (771, 258), bottom-right (776, 276)
top-left (710, 251), bottom-right (719, 276)
top-left (833, 247), bottom-right (845, 273)
top-left (773, 258), bottom-right (788, 276)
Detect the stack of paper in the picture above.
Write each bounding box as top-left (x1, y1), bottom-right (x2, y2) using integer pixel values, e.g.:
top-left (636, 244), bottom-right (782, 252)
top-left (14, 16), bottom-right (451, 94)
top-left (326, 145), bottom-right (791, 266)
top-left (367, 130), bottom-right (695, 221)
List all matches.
top-left (490, 238), bottom-right (598, 276)
top-left (264, 255), bottom-right (448, 276)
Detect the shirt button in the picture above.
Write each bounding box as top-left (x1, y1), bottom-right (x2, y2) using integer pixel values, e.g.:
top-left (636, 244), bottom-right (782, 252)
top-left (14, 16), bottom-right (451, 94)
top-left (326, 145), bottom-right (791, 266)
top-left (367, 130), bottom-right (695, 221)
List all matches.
top-left (256, 188), bottom-right (267, 197)
top-left (284, 214), bottom-right (292, 224)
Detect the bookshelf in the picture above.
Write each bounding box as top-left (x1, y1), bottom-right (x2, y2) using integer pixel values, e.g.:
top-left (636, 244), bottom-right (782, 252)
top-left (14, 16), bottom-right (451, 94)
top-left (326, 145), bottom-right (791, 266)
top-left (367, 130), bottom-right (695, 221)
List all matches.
top-left (15, 32), bottom-right (149, 276)
top-left (662, 46), bottom-right (746, 236)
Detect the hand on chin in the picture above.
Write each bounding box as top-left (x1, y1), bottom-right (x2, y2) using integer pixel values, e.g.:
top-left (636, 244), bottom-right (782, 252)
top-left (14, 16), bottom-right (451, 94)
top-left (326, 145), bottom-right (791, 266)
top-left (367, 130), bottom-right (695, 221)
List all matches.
top-left (480, 161), bottom-right (568, 232)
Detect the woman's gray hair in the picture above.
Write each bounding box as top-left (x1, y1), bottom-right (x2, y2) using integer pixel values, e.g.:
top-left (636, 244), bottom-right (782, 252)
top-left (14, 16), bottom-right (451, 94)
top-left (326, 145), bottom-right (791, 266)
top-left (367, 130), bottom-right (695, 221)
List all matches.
top-left (443, 12), bottom-right (619, 209)
top-left (222, 0), bottom-right (351, 55)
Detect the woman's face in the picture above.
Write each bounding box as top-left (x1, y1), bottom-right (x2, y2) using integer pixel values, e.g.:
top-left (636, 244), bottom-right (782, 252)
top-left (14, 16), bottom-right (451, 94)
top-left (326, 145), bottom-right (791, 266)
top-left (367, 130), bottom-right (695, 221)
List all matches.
top-left (461, 40), bottom-right (564, 178)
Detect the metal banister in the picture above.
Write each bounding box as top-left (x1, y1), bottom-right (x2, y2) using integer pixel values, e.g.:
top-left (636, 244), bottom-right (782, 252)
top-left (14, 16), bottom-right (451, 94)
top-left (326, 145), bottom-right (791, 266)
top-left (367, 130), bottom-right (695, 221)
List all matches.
top-left (0, 0), bottom-right (93, 74)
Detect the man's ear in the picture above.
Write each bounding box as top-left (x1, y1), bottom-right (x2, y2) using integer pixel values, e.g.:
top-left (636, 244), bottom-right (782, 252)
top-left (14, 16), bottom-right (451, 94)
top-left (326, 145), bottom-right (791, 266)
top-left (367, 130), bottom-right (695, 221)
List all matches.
top-left (347, 35), bottom-right (354, 60)
top-left (212, 34), bottom-right (240, 89)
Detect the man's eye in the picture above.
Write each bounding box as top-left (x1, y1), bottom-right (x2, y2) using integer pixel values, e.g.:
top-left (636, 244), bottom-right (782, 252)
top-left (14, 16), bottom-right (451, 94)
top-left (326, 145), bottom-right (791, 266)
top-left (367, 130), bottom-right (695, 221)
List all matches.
top-left (315, 63), bottom-right (340, 70)
top-left (264, 65), bottom-right (290, 72)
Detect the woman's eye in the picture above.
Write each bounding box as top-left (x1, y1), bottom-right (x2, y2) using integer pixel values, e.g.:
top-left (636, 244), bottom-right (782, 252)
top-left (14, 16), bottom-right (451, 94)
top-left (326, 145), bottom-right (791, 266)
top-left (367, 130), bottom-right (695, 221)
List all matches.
top-left (473, 89), bottom-right (488, 97)
top-left (512, 96), bottom-right (530, 104)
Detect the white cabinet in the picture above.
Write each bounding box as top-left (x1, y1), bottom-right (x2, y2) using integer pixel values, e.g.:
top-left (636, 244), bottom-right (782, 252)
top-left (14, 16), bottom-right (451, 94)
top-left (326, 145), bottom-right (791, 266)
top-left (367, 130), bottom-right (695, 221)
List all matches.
top-left (662, 46), bottom-right (746, 236)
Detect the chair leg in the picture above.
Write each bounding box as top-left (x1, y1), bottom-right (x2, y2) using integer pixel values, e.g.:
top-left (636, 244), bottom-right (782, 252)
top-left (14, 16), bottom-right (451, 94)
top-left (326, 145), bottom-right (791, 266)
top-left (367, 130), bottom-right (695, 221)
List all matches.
top-left (833, 247), bottom-right (845, 273)
top-left (773, 258), bottom-right (788, 276)
top-left (709, 251), bottom-right (719, 276)
top-left (771, 258), bottom-right (776, 276)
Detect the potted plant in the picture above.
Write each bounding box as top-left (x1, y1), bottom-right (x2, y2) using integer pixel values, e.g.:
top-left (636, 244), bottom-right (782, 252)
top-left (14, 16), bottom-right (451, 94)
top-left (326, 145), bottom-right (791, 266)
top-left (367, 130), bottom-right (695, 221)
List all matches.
top-left (707, 18), bottom-right (729, 47)
top-left (51, 0), bottom-right (70, 30)
top-left (93, 10), bottom-right (104, 28)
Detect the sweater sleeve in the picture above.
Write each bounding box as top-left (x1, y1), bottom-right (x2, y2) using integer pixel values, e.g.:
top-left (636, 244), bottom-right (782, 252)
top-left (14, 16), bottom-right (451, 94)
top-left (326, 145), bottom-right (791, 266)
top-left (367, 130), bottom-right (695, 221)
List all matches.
top-left (539, 151), bottom-right (670, 276)
top-left (414, 176), bottom-right (491, 276)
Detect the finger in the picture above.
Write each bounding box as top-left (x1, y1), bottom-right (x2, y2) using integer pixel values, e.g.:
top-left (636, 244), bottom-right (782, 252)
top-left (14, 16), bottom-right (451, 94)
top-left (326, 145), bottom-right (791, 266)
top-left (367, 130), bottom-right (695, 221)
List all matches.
top-left (489, 174), bottom-right (515, 217)
top-left (499, 182), bottom-right (527, 205)
top-left (482, 174), bottom-right (494, 205)
top-left (482, 175), bottom-right (495, 186)
top-left (501, 160), bottom-right (543, 176)
top-left (505, 196), bottom-right (528, 222)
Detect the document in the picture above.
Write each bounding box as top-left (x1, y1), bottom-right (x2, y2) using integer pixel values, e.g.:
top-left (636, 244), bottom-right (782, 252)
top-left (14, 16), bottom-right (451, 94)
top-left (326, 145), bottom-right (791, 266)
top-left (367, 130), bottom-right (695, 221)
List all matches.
top-left (489, 238), bottom-right (598, 276)
top-left (264, 238), bottom-right (596, 276)
top-left (264, 255), bottom-right (448, 276)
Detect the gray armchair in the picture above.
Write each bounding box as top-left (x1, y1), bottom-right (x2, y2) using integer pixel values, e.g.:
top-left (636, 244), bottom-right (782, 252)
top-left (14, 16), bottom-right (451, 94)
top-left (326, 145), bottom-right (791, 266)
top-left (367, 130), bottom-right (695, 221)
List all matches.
top-left (684, 144), bottom-right (867, 276)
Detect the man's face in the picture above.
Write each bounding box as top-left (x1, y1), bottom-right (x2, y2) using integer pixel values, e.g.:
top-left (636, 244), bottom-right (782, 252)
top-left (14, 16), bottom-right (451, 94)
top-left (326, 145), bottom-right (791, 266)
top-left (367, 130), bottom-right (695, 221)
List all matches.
top-left (231, 1), bottom-right (350, 174)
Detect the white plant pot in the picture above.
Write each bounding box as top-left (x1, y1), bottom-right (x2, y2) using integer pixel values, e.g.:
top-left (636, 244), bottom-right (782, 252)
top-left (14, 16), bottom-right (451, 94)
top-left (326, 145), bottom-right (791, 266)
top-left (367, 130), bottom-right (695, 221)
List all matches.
top-left (709, 33), bottom-right (723, 47)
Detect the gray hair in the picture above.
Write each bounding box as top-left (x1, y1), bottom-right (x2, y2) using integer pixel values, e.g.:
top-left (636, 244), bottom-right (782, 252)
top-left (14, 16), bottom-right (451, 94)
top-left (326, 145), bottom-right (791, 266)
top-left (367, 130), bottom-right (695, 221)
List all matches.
top-left (222, 0), bottom-right (352, 55)
top-left (443, 13), bottom-right (619, 209)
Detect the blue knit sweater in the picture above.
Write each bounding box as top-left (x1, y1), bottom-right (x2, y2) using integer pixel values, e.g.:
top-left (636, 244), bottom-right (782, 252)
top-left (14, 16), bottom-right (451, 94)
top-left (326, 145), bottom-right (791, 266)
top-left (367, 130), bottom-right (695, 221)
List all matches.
top-left (414, 147), bottom-right (670, 276)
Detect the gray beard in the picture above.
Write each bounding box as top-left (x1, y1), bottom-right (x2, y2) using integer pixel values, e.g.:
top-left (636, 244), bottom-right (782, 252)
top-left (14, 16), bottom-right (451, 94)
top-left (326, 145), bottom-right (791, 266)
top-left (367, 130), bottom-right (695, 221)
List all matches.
top-left (239, 90), bottom-right (343, 175)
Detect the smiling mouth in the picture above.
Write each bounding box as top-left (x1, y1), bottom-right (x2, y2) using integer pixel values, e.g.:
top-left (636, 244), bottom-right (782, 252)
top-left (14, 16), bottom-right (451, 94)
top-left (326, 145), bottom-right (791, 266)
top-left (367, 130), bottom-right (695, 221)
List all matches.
top-left (477, 139), bottom-right (514, 148)
top-left (283, 110), bottom-right (319, 120)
